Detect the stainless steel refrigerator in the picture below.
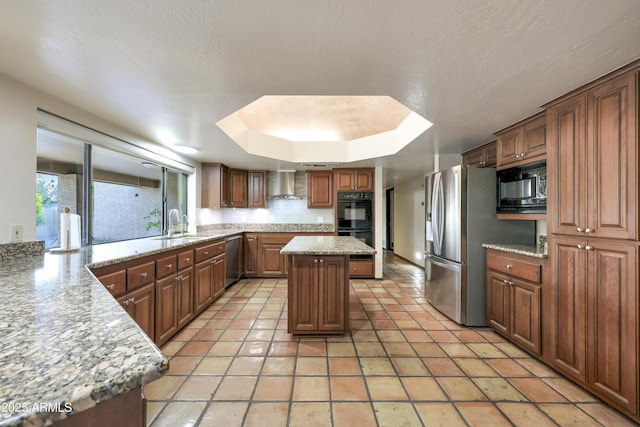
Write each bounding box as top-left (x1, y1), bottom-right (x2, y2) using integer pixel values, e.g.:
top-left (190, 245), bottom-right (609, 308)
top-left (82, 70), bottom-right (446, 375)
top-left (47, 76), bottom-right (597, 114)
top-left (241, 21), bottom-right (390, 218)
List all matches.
top-left (424, 165), bottom-right (534, 326)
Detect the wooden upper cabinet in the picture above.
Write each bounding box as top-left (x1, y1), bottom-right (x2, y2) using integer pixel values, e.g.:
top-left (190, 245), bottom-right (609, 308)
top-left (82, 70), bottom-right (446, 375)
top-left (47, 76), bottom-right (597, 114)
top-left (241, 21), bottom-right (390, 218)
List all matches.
top-left (547, 71), bottom-right (637, 240)
top-left (586, 73), bottom-right (636, 241)
top-left (547, 94), bottom-right (587, 237)
top-left (462, 141), bottom-right (497, 168)
top-left (496, 113), bottom-right (546, 169)
top-left (229, 168), bottom-right (248, 208)
top-left (307, 170), bottom-right (333, 208)
top-left (201, 163), bottom-right (229, 208)
top-left (248, 170), bottom-right (267, 208)
top-left (334, 168), bottom-right (374, 191)
top-left (203, 164), bottom-right (269, 209)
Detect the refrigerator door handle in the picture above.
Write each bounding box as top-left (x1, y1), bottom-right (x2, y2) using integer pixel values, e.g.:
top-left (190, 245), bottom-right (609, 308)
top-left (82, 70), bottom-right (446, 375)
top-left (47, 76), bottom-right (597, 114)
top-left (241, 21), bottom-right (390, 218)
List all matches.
top-left (431, 172), bottom-right (444, 256)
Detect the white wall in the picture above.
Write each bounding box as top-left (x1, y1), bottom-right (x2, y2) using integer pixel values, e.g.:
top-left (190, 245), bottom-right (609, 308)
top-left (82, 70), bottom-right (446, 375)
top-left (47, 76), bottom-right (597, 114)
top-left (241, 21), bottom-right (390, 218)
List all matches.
top-left (392, 174), bottom-right (427, 266)
top-left (0, 76), bottom-right (38, 243)
top-left (0, 72), bottom-right (195, 244)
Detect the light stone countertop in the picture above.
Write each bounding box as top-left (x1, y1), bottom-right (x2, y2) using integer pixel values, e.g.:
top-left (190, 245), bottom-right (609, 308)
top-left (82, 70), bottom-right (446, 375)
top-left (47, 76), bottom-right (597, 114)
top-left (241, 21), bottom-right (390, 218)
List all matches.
top-left (0, 225), bottom-right (337, 426)
top-left (482, 243), bottom-right (548, 259)
top-left (281, 236), bottom-right (376, 255)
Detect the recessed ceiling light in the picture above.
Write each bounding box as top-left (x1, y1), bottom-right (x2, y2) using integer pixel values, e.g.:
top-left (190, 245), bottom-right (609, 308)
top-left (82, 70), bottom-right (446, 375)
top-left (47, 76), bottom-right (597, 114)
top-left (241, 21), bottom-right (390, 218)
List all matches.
top-left (172, 145), bottom-right (198, 154)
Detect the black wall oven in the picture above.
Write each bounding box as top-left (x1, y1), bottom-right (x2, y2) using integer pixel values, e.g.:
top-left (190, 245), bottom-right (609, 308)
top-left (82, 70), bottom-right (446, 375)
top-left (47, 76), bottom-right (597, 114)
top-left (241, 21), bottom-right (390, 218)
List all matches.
top-left (337, 192), bottom-right (373, 259)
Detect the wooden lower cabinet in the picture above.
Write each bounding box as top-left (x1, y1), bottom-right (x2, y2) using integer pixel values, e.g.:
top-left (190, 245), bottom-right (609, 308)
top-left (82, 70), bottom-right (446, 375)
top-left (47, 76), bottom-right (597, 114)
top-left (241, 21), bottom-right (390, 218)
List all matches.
top-left (256, 233), bottom-right (296, 276)
top-left (194, 260), bottom-right (214, 315)
top-left (118, 283), bottom-right (155, 342)
top-left (155, 266), bottom-right (195, 346)
top-left (486, 250), bottom-right (542, 356)
top-left (549, 236), bottom-right (638, 415)
top-left (212, 253), bottom-right (225, 300)
top-left (287, 255), bottom-right (349, 335)
top-left (194, 253), bottom-right (226, 316)
top-left (176, 267), bottom-right (195, 329)
top-left (244, 234), bottom-right (258, 275)
top-left (55, 387), bottom-right (145, 427)
top-left (348, 259), bottom-right (374, 278)
top-left (155, 274), bottom-right (179, 346)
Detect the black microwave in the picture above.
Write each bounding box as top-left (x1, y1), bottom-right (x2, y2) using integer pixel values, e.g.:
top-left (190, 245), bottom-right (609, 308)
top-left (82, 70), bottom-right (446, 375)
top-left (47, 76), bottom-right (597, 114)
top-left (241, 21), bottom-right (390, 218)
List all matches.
top-left (496, 160), bottom-right (546, 213)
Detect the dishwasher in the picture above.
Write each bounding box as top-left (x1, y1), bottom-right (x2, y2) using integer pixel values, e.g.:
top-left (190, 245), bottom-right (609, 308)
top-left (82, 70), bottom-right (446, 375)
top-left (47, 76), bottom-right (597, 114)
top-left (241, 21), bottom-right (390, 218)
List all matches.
top-left (225, 235), bottom-right (242, 287)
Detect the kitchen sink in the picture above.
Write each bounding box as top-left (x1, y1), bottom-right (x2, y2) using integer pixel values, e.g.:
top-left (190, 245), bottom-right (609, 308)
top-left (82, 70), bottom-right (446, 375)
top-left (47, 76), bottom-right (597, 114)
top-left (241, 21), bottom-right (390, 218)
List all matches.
top-left (154, 234), bottom-right (203, 241)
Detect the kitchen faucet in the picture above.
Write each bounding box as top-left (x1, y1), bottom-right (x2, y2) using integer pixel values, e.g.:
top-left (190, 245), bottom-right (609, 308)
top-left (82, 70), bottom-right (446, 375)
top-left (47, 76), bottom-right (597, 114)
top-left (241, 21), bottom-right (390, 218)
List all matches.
top-left (167, 209), bottom-right (181, 238)
top-left (181, 214), bottom-right (189, 235)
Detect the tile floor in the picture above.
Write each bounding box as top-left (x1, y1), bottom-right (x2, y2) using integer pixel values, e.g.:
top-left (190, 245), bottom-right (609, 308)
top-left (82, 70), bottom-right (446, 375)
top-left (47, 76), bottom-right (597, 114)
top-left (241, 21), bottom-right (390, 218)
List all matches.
top-left (144, 251), bottom-right (638, 426)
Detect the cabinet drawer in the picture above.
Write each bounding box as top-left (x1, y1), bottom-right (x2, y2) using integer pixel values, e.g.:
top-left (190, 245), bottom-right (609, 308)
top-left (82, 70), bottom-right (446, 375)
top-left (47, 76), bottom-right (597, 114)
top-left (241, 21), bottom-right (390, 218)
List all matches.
top-left (178, 249), bottom-right (194, 270)
top-left (349, 260), bottom-right (374, 277)
top-left (195, 241), bottom-right (225, 263)
top-left (127, 261), bottom-right (156, 290)
top-left (487, 252), bottom-right (541, 283)
top-left (98, 270), bottom-right (127, 297)
top-left (156, 254), bottom-right (177, 278)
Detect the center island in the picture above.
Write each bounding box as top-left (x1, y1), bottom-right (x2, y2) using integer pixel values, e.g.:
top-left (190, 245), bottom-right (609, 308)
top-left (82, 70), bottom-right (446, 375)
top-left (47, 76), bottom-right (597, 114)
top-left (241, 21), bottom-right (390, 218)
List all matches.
top-left (280, 236), bottom-right (376, 335)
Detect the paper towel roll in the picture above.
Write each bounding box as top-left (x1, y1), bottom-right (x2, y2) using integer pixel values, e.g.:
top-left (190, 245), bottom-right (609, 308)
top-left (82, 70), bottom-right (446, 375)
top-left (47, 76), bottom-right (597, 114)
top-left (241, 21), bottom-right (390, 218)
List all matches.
top-left (60, 212), bottom-right (81, 250)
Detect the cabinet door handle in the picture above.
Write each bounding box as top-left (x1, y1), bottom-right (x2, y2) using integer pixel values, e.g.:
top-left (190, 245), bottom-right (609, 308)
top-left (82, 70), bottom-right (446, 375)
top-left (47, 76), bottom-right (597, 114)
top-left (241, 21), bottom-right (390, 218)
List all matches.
top-left (515, 154), bottom-right (520, 158)
top-left (506, 264), bottom-right (512, 269)
top-left (319, 259), bottom-right (324, 263)
top-left (577, 244), bottom-right (584, 249)
top-left (141, 272), bottom-right (148, 278)
top-left (204, 251), bottom-right (209, 255)
top-left (585, 245), bottom-right (593, 251)
top-left (185, 257), bottom-right (190, 262)
top-left (585, 228), bottom-right (593, 234)
top-left (166, 263), bottom-right (172, 269)
top-left (107, 284), bottom-right (115, 290)
top-left (314, 259), bottom-right (318, 263)
top-left (576, 227), bottom-right (583, 232)
top-left (503, 279), bottom-right (510, 284)
top-left (520, 152), bottom-right (526, 157)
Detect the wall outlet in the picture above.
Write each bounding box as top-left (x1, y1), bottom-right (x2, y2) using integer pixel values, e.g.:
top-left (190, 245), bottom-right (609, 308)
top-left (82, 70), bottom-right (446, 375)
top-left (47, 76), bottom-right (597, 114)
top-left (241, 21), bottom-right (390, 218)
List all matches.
top-left (10, 224), bottom-right (23, 243)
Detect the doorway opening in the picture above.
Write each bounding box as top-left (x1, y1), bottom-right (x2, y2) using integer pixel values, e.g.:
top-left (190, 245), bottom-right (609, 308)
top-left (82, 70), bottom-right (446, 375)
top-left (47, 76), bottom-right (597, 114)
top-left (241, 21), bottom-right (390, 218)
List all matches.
top-left (385, 187), bottom-right (394, 251)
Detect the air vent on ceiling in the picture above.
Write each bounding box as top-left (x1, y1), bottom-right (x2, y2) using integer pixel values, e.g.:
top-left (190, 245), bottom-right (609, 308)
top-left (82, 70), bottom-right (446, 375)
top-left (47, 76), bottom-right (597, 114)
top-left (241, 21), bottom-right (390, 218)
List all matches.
top-left (300, 163), bottom-right (340, 167)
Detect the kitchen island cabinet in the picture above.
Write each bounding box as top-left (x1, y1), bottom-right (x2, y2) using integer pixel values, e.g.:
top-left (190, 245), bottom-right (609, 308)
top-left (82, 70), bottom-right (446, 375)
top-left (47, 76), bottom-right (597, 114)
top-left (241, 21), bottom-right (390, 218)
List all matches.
top-left (281, 236), bottom-right (376, 335)
top-left (288, 255), bottom-right (347, 334)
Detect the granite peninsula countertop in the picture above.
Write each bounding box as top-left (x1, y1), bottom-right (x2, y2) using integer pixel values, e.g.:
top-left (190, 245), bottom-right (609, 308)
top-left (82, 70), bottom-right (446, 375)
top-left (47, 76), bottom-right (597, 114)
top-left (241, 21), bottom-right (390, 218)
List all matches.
top-left (0, 225), bottom-right (336, 426)
top-left (281, 236), bottom-right (376, 255)
top-left (482, 243), bottom-right (548, 259)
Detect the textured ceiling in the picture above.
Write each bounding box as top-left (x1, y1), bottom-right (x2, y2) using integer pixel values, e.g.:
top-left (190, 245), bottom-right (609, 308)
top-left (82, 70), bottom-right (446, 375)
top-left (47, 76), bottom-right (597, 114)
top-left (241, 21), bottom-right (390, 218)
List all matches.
top-left (0, 0), bottom-right (639, 186)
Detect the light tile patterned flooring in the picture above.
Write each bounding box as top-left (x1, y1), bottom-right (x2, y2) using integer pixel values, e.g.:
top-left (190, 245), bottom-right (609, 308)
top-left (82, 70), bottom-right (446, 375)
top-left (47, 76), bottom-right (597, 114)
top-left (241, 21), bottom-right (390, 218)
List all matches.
top-left (145, 251), bottom-right (638, 426)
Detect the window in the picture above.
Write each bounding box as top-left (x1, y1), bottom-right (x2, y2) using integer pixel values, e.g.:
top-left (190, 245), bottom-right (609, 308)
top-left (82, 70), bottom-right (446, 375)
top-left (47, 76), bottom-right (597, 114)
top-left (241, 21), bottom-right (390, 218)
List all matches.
top-left (36, 127), bottom-right (190, 250)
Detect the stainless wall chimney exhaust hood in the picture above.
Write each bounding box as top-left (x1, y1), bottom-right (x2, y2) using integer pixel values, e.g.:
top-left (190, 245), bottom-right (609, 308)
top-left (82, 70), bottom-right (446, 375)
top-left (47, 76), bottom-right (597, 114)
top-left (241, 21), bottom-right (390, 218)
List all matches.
top-left (268, 170), bottom-right (302, 200)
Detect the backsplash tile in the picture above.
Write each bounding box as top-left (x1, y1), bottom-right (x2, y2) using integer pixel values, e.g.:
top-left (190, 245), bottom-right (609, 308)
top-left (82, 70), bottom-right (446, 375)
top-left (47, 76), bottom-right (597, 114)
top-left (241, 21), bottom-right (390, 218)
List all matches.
top-left (197, 199), bottom-right (333, 226)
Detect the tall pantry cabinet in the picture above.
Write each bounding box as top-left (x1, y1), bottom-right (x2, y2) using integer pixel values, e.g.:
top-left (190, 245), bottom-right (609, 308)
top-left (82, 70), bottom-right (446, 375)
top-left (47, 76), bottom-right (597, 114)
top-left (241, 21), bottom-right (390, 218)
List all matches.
top-left (546, 63), bottom-right (639, 418)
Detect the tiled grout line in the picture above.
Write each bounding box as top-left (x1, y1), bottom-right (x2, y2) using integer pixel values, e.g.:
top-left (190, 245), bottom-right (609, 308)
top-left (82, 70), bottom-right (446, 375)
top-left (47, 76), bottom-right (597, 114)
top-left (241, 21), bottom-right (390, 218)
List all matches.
top-left (145, 253), bottom-right (633, 427)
